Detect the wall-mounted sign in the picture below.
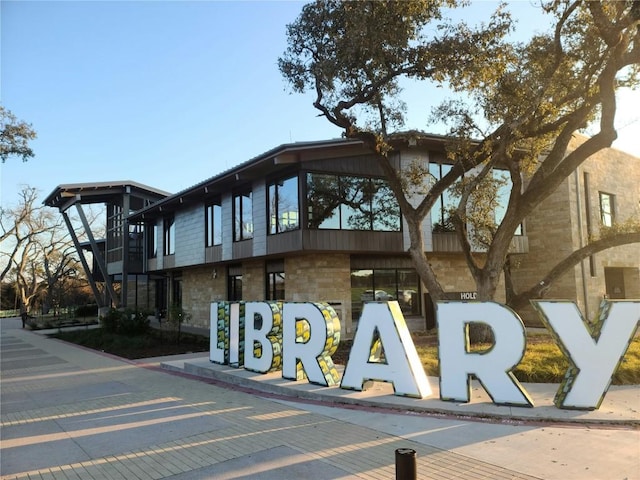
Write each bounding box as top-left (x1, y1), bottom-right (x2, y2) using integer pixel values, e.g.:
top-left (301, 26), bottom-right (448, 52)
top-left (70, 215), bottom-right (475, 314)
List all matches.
top-left (210, 300), bottom-right (639, 410)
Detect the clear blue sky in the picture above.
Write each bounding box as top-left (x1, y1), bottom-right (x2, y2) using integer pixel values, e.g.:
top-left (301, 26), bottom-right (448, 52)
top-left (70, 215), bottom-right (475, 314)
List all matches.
top-left (1, 1), bottom-right (638, 208)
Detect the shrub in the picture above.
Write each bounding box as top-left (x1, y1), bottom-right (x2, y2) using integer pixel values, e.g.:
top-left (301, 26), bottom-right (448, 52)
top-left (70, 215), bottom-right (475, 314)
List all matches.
top-left (167, 304), bottom-right (190, 343)
top-left (100, 308), bottom-right (120, 333)
top-left (118, 309), bottom-right (150, 335)
top-left (75, 304), bottom-right (98, 318)
top-left (99, 308), bottom-right (150, 335)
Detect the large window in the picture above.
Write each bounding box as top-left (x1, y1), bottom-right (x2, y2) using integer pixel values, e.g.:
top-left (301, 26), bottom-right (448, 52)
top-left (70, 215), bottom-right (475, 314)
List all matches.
top-left (266, 260), bottom-right (285, 300)
top-left (106, 204), bottom-right (124, 263)
top-left (351, 268), bottom-right (420, 319)
top-left (163, 215), bottom-right (175, 256)
top-left (306, 173), bottom-right (400, 231)
top-left (233, 190), bottom-right (253, 241)
top-left (428, 163), bottom-right (455, 232)
top-left (494, 170), bottom-right (523, 235)
top-left (146, 222), bottom-right (158, 258)
top-left (205, 200), bottom-right (222, 247)
top-left (429, 163), bottom-right (523, 235)
top-left (269, 176), bottom-right (299, 234)
top-left (599, 192), bottom-right (615, 227)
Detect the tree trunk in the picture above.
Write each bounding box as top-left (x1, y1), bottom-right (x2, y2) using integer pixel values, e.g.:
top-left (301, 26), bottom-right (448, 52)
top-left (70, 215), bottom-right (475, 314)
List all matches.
top-left (468, 267), bottom-right (502, 344)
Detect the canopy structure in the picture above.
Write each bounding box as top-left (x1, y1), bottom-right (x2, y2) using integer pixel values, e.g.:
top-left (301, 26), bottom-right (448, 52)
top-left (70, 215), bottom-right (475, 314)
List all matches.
top-left (44, 181), bottom-right (170, 310)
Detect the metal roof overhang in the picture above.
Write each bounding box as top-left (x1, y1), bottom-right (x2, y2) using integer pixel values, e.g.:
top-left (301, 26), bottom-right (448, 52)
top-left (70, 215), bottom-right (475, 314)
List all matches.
top-left (43, 181), bottom-right (171, 212)
top-left (127, 138), bottom-right (370, 221)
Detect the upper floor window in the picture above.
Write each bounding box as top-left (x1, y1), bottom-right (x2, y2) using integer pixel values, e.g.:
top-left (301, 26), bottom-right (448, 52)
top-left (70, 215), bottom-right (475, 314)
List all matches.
top-left (306, 173), bottom-right (400, 231)
top-left (205, 199), bottom-right (222, 247)
top-left (268, 176), bottom-right (299, 234)
top-left (599, 192), bottom-right (615, 227)
top-left (163, 215), bottom-right (175, 256)
top-left (494, 170), bottom-right (523, 236)
top-left (146, 222), bottom-right (158, 258)
top-left (428, 163), bottom-right (455, 232)
top-left (429, 163), bottom-right (523, 236)
top-left (233, 190), bottom-right (253, 241)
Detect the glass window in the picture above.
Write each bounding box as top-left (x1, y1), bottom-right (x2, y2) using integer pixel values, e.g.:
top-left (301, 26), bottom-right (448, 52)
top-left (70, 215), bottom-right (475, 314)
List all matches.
top-left (172, 278), bottom-right (182, 306)
top-left (494, 170), bottom-right (523, 235)
top-left (266, 260), bottom-right (285, 300)
top-left (340, 177), bottom-right (368, 230)
top-left (307, 173), bottom-right (341, 229)
top-left (146, 222), bottom-right (158, 258)
top-left (429, 163), bottom-right (455, 232)
top-left (397, 268), bottom-right (420, 316)
top-left (351, 269), bottom-right (373, 321)
top-left (266, 272), bottom-right (285, 300)
top-left (599, 192), bottom-right (615, 227)
top-left (206, 200), bottom-right (222, 246)
top-left (351, 268), bottom-right (420, 319)
top-left (372, 178), bottom-right (402, 231)
top-left (269, 176), bottom-right (299, 234)
top-left (306, 173), bottom-right (400, 231)
top-left (233, 190), bottom-right (253, 241)
top-left (163, 216), bottom-right (175, 256)
top-left (228, 273), bottom-right (242, 301)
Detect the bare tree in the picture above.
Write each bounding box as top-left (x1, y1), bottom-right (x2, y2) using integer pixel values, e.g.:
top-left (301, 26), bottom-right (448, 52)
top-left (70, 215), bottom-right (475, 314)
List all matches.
top-left (1, 186), bottom-right (100, 315)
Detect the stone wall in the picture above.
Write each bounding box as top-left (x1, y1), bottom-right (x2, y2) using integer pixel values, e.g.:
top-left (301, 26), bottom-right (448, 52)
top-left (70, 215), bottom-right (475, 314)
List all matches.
top-left (242, 260), bottom-right (266, 301)
top-left (428, 254), bottom-right (506, 303)
top-left (511, 140), bottom-right (640, 324)
top-left (181, 266), bottom-right (226, 328)
top-left (285, 253), bottom-right (353, 335)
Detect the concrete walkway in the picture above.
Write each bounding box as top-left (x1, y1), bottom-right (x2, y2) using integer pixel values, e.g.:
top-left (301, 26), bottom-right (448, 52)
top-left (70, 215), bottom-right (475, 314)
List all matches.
top-left (1, 317), bottom-right (639, 480)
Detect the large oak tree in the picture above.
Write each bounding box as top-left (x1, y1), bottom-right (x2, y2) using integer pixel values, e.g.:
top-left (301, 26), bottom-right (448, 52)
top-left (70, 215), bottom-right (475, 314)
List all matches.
top-left (279, 0), bottom-right (640, 334)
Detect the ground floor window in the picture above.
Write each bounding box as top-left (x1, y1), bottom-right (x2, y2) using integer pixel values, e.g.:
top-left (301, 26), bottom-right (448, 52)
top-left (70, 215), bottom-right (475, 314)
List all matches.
top-left (172, 278), bottom-right (182, 307)
top-left (154, 277), bottom-right (167, 319)
top-left (266, 260), bottom-right (285, 300)
top-left (351, 268), bottom-right (420, 320)
top-left (228, 265), bottom-right (243, 301)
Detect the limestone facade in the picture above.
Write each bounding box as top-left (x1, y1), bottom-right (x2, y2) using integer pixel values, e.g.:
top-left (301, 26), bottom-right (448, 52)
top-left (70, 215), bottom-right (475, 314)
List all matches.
top-left (511, 138), bottom-right (640, 323)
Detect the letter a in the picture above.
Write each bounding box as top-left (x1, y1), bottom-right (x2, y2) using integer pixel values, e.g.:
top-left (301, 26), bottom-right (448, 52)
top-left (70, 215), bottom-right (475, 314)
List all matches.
top-left (341, 302), bottom-right (432, 398)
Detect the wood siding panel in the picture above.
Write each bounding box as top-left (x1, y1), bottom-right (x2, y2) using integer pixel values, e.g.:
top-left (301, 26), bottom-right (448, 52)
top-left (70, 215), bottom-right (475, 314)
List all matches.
top-left (232, 239), bottom-right (253, 258)
top-left (205, 246), bottom-right (222, 263)
top-left (147, 258), bottom-right (158, 271)
top-left (163, 255), bottom-right (175, 269)
top-left (267, 230), bottom-right (303, 254)
top-left (302, 230), bottom-right (403, 252)
top-left (432, 233), bottom-right (529, 253)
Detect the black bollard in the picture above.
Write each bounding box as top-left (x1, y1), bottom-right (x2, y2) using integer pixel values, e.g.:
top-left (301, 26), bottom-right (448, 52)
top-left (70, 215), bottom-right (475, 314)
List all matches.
top-left (395, 448), bottom-right (417, 480)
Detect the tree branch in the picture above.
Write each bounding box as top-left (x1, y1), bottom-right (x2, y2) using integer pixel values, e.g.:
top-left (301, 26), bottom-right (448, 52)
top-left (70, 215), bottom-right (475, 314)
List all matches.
top-left (508, 232), bottom-right (640, 310)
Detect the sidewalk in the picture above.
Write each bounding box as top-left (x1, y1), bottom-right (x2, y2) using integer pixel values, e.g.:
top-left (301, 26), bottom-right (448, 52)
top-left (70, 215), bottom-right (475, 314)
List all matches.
top-left (161, 354), bottom-right (640, 426)
top-left (2, 317), bottom-right (639, 480)
top-left (154, 317), bottom-right (640, 425)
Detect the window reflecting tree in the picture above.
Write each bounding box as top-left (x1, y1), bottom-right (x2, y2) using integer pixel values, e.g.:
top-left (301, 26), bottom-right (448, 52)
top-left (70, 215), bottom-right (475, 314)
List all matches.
top-left (307, 173), bottom-right (400, 231)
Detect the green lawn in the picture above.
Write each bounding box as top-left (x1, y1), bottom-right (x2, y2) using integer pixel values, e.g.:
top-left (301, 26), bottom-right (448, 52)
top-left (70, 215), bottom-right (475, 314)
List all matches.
top-left (414, 335), bottom-right (640, 385)
top-left (52, 327), bottom-right (640, 385)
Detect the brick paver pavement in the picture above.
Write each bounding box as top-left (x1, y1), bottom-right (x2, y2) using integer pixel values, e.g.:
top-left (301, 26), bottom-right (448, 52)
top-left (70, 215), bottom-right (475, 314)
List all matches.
top-left (0, 321), bottom-right (547, 480)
